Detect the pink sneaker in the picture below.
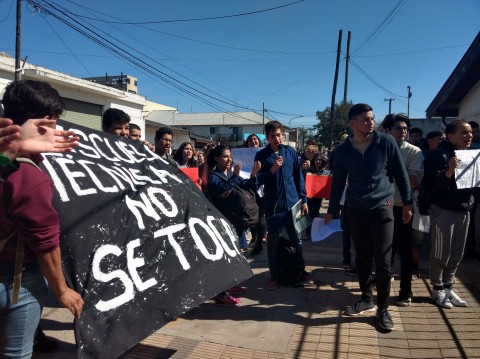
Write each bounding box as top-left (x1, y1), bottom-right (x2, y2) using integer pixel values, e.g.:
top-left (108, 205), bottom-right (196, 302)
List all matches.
top-left (214, 293), bottom-right (241, 306)
top-left (266, 278), bottom-right (278, 290)
top-left (228, 285), bottom-right (246, 296)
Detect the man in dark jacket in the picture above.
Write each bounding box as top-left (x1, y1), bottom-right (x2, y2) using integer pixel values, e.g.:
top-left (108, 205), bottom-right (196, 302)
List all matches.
top-left (424, 120), bottom-right (476, 309)
top-left (324, 103), bottom-right (412, 331)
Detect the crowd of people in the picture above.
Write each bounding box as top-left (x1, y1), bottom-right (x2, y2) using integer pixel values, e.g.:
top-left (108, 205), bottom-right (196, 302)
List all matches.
top-left (1, 79), bottom-right (479, 356)
top-left (326, 104), bottom-right (479, 331)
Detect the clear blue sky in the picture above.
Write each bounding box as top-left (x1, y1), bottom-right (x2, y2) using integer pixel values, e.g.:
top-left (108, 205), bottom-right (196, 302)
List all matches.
top-left (1, 0), bottom-right (479, 128)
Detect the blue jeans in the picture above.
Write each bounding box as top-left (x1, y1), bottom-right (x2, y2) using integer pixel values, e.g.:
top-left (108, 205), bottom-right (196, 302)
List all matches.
top-left (239, 230), bottom-right (248, 249)
top-left (0, 262), bottom-right (48, 358)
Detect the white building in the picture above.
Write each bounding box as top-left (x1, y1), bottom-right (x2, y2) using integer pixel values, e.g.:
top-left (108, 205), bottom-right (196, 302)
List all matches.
top-left (0, 53), bottom-right (147, 133)
top-left (146, 110), bottom-right (297, 149)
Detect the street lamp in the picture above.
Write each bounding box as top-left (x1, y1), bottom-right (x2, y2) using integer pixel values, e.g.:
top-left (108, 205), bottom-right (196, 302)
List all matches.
top-left (288, 115), bottom-right (304, 127)
top-left (286, 116), bottom-right (304, 150)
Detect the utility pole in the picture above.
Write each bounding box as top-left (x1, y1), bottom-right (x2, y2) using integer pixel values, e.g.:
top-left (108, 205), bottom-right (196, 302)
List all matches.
top-left (262, 102), bottom-right (265, 134)
top-left (384, 98), bottom-right (395, 114)
top-left (407, 86), bottom-right (412, 118)
top-left (329, 29), bottom-right (342, 150)
top-left (14, 0), bottom-right (22, 81)
top-left (343, 31), bottom-right (351, 104)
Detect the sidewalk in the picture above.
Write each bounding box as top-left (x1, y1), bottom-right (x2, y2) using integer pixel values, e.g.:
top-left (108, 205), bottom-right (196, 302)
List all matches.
top-left (34, 222), bottom-right (480, 359)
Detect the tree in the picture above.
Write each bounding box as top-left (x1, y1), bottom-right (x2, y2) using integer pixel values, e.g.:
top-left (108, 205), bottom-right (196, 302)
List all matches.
top-left (314, 101), bottom-right (353, 149)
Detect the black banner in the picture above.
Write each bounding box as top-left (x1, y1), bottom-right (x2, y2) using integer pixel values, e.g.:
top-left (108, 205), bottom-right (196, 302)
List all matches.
top-left (42, 120), bottom-right (252, 358)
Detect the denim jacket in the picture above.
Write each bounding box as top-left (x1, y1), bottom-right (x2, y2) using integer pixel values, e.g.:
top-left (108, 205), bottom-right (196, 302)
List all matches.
top-left (254, 144), bottom-right (306, 218)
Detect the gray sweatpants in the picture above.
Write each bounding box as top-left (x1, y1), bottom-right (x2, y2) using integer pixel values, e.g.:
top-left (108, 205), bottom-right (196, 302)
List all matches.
top-left (429, 204), bottom-right (469, 287)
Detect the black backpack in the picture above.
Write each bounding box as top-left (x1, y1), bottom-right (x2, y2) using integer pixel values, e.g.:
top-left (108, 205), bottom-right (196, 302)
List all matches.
top-left (224, 185), bottom-right (260, 230)
top-left (278, 236), bottom-right (303, 287)
top-left (417, 177), bottom-right (430, 216)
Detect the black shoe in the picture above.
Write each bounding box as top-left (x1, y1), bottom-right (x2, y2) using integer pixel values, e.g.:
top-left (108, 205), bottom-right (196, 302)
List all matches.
top-left (250, 245), bottom-right (263, 256)
top-left (376, 309), bottom-right (394, 331)
top-left (33, 329), bottom-right (59, 353)
top-left (396, 294), bottom-right (412, 307)
top-left (344, 300), bottom-right (375, 316)
top-left (342, 259), bottom-right (351, 268)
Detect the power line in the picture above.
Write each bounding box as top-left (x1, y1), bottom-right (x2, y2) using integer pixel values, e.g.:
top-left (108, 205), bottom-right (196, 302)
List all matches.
top-left (351, 0), bottom-right (406, 56)
top-left (64, 0), bottom-right (333, 56)
top-left (65, 0), bottom-right (305, 25)
top-left (349, 57), bottom-right (408, 100)
top-left (352, 43), bottom-right (469, 58)
top-left (40, 13), bottom-right (94, 76)
top-left (56, 1), bottom-right (266, 113)
top-left (28, 0), bottom-right (255, 117)
top-left (51, 1), bottom-right (245, 110)
top-left (0, 0), bottom-right (14, 23)
top-left (24, 0), bottom-right (314, 124)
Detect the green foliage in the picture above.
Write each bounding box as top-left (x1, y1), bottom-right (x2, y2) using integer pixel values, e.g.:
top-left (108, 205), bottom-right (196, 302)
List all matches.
top-left (314, 101), bottom-right (353, 149)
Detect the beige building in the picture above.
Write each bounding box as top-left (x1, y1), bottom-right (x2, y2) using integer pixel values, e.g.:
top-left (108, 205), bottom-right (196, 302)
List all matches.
top-left (82, 74), bottom-right (139, 94)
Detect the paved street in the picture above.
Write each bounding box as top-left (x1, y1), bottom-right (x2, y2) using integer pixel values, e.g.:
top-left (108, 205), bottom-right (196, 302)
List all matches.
top-left (33, 213), bottom-right (480, 359)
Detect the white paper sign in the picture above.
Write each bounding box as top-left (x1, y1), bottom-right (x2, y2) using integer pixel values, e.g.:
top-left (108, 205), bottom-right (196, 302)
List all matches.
top-left (311, 217), bottom-right (342, 242)
top-left (231, 147), bottom-right (263, 176)
top-left (455, 149), bottom-right (480, 189)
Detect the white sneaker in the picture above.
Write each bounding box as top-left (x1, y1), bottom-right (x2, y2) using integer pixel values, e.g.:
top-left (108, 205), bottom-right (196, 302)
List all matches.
top-left (432, 289), bottom-right (453, 309)
top-left (445, 288), bottom-right (467, 307)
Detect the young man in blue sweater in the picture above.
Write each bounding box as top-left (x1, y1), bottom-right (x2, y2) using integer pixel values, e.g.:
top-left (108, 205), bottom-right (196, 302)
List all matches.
top-left (324, 103), bottom-right (412, 331)
top-left (254, 121), bottom-right (312, 290)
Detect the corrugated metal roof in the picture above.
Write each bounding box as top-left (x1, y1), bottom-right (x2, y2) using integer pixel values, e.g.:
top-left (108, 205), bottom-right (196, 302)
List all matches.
top-left (146, 110), bottom-right (274, 126)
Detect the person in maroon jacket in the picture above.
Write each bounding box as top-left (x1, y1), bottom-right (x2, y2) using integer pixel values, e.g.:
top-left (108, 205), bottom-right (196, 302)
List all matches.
top-left (0, 80), bottom-right (84, 357)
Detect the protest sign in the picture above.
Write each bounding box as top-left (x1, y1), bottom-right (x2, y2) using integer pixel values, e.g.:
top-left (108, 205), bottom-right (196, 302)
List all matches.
top-left (311, 218), bottom-right (342, 242)
top-left (42, 120), bottom-right (252, 359)
top-left (455, 149), bottom-right (480, 189)
top-left (305, 174), bottom-right (332, 199)
top-left (180, 167), bottom-right (201, 189)
top-left (231, 147), bottom-right (263, 179)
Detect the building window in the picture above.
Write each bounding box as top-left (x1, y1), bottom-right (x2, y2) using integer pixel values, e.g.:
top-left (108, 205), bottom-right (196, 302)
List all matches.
top-left (210, 127), bottom-right (219, 135)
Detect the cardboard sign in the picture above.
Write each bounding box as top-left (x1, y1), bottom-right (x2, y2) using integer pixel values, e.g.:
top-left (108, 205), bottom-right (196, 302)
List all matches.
top-left (305, 174), bottom-right (332, 199)
top-left (43, 120), bottom-right (253, 359)
top-left (180, 167), bottom-right (201, 190)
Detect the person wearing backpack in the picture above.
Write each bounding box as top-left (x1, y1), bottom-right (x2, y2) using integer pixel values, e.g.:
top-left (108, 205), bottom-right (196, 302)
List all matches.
top-left (0, 80), bottom-right (84, 357)
top-left (207, 144), bottom-right (261, 305)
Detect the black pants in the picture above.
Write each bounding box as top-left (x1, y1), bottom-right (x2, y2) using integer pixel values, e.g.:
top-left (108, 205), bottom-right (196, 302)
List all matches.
top-left (250, 195), bottom-right (266, 247)
top-left (348, 205), bottom-right (394, 311)
top-left (391, 206), bottom-right (413, 298)
top-left (340, 204), bottom-right (352, 262)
